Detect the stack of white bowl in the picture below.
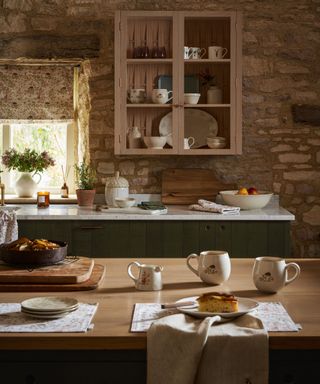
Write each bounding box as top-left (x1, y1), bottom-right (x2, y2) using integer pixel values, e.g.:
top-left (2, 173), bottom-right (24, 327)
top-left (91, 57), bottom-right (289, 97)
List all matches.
top-left (207, 136), bottom-right (226, 149)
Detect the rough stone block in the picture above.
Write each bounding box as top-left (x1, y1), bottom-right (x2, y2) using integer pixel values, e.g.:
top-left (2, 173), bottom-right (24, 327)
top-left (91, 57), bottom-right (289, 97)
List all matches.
top-left (97, 162), bottom-right (114, 175)
top-left (292, 104), bottom-right (320, 126)
top-left (303, 205), bottom-right (320, 225)
top-left (271, 144), bottom-right (293, 152)
top-left (283, 171), bottom-right (320, 181)
top-left (279, 153), bottom-right (311, 163)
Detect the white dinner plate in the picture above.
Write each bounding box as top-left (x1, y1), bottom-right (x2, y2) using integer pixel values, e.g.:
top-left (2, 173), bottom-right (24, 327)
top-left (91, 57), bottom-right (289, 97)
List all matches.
top-left (159, 109), bottom-right (218, 148)
top-left (21, 297), bottom-right (78, 313)
top-left (176, 296), bottom-right (259, 319)
top-left (21, 309), bottom-right (76, 319)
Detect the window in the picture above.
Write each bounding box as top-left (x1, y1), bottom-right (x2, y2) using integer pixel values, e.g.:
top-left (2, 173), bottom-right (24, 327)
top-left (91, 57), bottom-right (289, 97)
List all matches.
top-left (0, 121), bottom-right (75, 194)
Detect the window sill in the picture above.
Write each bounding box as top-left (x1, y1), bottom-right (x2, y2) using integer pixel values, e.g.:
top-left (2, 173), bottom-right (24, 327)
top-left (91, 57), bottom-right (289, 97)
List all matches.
top-left (4, 194), bottom-right (77, 204)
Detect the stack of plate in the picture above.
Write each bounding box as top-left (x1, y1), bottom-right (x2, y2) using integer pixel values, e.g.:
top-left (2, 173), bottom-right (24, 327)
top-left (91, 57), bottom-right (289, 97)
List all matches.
top-left (207, 136), bottom-right (226, 149)
top-left (21, 296), bottom-right (79, 319)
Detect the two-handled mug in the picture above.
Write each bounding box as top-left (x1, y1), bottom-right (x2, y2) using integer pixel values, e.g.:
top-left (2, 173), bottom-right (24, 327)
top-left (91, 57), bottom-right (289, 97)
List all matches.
top-left (252, 256), bottom-right (300, 293)
top-left (186, 250), bottom-right (231, 285)
top-left (127, 261), bottom-right (163, 291)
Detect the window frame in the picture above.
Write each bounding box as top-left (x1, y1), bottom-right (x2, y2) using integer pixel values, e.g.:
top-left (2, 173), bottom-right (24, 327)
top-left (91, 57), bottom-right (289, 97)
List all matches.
top-left (0, 120), bottom-right (75, 195)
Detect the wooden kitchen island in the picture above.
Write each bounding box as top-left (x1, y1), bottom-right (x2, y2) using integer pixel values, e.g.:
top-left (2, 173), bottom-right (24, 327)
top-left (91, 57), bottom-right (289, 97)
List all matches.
top-left (0, 258), bottom-right (319, 383)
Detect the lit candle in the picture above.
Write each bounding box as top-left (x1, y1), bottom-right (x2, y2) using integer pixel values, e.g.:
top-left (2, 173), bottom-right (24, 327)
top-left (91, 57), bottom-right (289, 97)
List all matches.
top-left (37, 191), bottom-right (50, 208)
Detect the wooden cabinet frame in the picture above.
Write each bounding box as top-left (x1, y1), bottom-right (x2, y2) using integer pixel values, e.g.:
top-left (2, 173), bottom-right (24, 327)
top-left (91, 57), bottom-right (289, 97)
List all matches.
top-left (115, 11), bottom-right (242, 155)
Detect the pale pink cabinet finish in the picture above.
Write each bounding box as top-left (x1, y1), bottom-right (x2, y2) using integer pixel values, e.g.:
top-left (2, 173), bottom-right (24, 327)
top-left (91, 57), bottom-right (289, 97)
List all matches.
top-left (114, 11), bottom-right (242, 155)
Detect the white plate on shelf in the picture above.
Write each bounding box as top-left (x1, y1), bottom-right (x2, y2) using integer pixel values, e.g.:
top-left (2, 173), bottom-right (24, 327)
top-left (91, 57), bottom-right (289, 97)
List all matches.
top-left (159, 109), bottom-right (218, 148)
top-left (175, 296), bottom-right (259, 319)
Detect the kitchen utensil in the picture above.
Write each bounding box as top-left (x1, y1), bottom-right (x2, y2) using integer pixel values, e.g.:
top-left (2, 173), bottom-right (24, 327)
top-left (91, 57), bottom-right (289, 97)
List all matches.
top-left (0, 257), bottom-right (94, 284)
top-left (186, 250), bottom-right (231, 285)
top-left (0, 263), bottom-right (106, 292)
top-left (105, 171), bottom-right (129, 207)
top-left (161, 300), bottom-right (197, 309)
top-left (0, 240), bottom-right (67, 267)
top-left (143, 136), bottom-right (166, 149)
top-left (127, 126), bottom-right (142, 149)
top-left (115, 197), bottom-right (136, 208)
top-left (208, 46), bottom-right (228, 59)
top-left (159, 109), bottom-right (218, 148)
top-left (184, 137), bottom-right (195, 149)
top-left (176, 296), bottom-right (259, 319)
top-left (151, 89), bottom-right (173, 104)
top-left (184, 93), bottom-right (200, 104)
top-left (127, 261), bottom-right (163, 291)
top-left (157, 75), bottom-right (200, 93)
top-left (161, 168), bottom-right (236, 205)
top-left (219, 190), bottom-right (273, 210)
top-left (253, 257), bottom-right (300, 293)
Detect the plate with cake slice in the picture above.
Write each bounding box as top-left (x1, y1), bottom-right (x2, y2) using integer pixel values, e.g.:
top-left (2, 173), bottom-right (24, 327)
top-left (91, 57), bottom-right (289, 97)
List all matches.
top-left (175, 292), bottom-right (259, 319)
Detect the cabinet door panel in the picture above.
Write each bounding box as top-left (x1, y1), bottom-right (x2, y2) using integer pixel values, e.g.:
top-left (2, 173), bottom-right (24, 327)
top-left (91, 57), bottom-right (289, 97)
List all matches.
top-left (199, 222), bottom-right (216, 251)
top-left (129, 221), bottom-right (147, 259)
top-left (231, 222), bottom-right (248, 258)
top-left (163, 222), bottom-right (183, 258)
top-left (268, 222), bottom-right (290, 257)
top-left (146, 222), bottom-right (163, 258)
top-left (215, 222), bottom-right (232, 254)
top-left (247, 222), bottom-right (268, 258)
top-left (182, 222), bottom-right (200, 257)
top-left (106, 222), bottom-right (131, 258)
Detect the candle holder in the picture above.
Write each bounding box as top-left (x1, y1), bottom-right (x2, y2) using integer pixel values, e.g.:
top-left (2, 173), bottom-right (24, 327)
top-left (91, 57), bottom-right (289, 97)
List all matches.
top-left (37, 191), bottom-right (50, 208)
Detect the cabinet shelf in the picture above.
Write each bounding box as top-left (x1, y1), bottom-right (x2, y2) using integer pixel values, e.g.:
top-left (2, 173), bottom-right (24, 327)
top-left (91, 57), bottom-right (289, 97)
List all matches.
top-left (115, 11), bottom-right (242, 155)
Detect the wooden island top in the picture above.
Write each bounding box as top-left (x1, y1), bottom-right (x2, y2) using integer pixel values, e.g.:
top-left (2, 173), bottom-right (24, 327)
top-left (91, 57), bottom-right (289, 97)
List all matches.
top-left (0, 258), bottom-right (319, 351)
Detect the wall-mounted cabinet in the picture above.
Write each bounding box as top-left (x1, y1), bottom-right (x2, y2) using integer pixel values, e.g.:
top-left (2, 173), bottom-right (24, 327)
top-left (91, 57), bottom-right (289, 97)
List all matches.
top-left (115, 11), bottom-right (242, 155)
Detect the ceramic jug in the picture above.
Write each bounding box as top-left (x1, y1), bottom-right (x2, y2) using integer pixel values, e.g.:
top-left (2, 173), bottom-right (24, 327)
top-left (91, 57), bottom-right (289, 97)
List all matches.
top-left (127, 261), bottom-right (163, 291)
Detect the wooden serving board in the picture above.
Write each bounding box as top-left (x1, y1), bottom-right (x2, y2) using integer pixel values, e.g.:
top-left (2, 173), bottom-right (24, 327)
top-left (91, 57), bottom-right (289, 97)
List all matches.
top-left (0, 257), bottom-right (94, 284)
top-left (0, 263), bottom-right (106, 292)
top-left (161, 168), bottom-right (236, 205)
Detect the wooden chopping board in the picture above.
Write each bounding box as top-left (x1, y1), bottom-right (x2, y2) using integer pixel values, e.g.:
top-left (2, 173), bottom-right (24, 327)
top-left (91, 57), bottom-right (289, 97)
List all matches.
top-left (0, 256), bottom-right (94, 284)
top-left (0, 263), bottom-right (106, 292)
top-left (162, 168), bottom-right (236, 205)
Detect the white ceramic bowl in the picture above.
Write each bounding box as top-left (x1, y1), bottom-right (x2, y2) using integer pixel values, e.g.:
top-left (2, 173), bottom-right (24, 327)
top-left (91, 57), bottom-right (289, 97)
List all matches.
top-left (219, 190), bottom-right (273, 210)
top-left (115, 197), bottom-right (136, 208)
top-left (143, 136), bottom-right (166, 149)
top-left (184, 93), bottom-right (200, 104)
top-left (207, 141), bottom-right (226, 149)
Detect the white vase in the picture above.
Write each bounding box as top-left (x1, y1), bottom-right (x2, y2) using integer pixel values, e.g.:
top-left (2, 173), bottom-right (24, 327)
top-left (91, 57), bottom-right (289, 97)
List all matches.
top-left (207, 86), bottom-right (222, 104)
top-left (15, 172), bottom-right (39, 198)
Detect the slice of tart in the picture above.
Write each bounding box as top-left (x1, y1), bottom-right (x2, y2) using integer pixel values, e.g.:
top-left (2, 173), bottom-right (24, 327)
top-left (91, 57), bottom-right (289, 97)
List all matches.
top-left (197, 292), bottom-right (238, 313)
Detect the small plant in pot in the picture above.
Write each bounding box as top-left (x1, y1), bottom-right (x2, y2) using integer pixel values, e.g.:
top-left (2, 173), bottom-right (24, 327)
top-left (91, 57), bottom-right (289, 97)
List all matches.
top-left (74, 161), bottom-right (96, 206)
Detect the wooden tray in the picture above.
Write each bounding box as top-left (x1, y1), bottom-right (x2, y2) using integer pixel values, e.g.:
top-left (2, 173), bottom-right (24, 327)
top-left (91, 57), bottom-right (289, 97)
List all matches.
top-left (162, 168), bottom-right (236, 205)
top-left (0, 263), bottom-right (106, 292)
top-left (0, 257), bottom-right (94, 284)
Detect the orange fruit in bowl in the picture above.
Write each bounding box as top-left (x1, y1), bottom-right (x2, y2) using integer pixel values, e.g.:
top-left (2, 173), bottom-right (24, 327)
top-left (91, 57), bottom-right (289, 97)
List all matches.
top-left (237, 187), bottom-right (248, 195)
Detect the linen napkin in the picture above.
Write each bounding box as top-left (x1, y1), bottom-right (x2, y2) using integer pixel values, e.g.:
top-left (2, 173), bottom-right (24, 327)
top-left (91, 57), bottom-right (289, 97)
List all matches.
top-left (189, 199), bottom-right (240, 214)
top-left (0, 210), bottom-right (18, 244)
top-left (147, 313), bottom-right (268, 384)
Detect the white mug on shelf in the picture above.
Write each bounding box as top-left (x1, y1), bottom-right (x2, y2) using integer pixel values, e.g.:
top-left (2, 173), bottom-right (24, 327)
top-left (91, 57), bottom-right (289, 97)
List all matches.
top-left (189, 47), bottom-right (206, 59)
top-left (152, 89), bottom-right (173, 104)
top-left (186, 250), bottom-right (231, 285)
top-left (127, 261), bottom-right (163, 291)
top-left (184, 137), bottom-right (195, 149)
top-left (127, 88), bottom-right (146, 104)
top-left (208, 46), bottom-right (228, 59)
top-left (252, 256), bottom-right (300, 293)
top-left (184, 46), bottom-right (192, 59)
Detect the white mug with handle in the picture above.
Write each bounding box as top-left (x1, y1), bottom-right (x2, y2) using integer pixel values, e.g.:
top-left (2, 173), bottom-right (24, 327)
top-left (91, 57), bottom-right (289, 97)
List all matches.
top-left (186, 250), bottom-right (231, 285)
top-left (252, 256), bottom-right (300, 293)
top-left (184, 137), bottom-right (195, 149)
top-left (208, 46), bottom-right (228, 59)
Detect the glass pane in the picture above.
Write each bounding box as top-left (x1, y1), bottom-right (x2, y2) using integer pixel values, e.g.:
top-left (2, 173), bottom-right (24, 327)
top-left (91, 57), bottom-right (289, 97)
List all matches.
top-left (10, 123), bottom-right (68, 189)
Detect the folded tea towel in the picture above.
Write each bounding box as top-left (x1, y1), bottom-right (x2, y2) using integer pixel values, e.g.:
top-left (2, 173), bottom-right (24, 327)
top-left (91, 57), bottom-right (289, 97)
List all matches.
top-left (189, 199), bottom-right (240, 214)
top-left (147, 313), bottom-right (268, 384)
top-left (0, 210), bottom-right (18, 244)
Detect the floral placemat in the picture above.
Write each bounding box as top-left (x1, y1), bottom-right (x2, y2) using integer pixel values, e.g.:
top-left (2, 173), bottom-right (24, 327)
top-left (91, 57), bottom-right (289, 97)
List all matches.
top-left (0, 303), bottom-right (98, 332)
top-left (131, 302), bottom-right (300, 333)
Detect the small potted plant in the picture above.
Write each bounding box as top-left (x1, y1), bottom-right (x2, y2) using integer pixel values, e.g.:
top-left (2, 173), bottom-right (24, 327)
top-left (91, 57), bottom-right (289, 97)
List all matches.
top-left (1, 148), bottom-right (55, 197)
top-left (74, 161), bottom-right (96, 206)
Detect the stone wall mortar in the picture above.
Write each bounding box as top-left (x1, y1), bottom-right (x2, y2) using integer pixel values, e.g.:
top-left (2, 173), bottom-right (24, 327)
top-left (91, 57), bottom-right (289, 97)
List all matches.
top-left (0, 0), bottom-right (319, 257)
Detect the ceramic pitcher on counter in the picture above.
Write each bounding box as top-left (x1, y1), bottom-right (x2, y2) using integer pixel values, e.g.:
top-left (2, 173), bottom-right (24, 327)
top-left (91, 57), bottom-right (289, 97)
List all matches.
top-left (127, 261), bottom-right (163, 291)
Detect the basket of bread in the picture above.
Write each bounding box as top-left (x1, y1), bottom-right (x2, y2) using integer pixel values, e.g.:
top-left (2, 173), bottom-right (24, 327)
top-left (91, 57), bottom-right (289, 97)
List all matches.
top-left (0, 237), bottom-right (67, 266)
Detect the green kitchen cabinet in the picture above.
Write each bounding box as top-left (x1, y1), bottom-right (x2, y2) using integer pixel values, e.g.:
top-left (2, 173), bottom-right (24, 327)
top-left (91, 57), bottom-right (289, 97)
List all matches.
top-left (17, 220), bottom-right (291, 258)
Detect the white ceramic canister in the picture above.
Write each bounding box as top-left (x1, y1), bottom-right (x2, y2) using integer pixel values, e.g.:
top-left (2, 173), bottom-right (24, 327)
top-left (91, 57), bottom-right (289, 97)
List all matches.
top-left (207, 85), bottom-right (222, 104)
top-left (105, 171), bottom-right (129, 207)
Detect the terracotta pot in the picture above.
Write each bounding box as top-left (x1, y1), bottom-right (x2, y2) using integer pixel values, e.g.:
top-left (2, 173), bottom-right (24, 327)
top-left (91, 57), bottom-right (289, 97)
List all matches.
top-left (76, 189), bottom-right (96, 206)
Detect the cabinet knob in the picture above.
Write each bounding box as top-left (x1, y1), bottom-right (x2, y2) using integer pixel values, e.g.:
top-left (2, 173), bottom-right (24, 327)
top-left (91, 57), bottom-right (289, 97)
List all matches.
top-left (220, 225), bottom-right (226, 231)
top-left (79, 226), bottom-right (104, 230)
top-left (205, 225), bottom-right (210, 231)
top-left (25, 374), bottom-right (36, 384)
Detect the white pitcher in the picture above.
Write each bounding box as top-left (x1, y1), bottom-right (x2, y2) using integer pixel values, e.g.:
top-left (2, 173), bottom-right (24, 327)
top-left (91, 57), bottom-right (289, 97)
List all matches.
top-left (127, 261), bottom-right (163, 291)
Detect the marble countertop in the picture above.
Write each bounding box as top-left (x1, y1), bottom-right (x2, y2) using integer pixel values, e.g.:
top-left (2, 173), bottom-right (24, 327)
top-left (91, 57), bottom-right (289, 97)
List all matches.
top-left (2, 200), bottom-right (295, 221)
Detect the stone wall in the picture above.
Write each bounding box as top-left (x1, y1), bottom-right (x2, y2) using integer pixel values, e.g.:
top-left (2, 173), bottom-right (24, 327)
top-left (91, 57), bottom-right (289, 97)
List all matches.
top-left (0, 0), bottom-right (319, 257)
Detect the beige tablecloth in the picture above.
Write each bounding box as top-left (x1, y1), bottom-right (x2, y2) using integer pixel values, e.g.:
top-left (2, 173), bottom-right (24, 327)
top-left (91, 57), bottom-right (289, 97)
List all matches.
top-left (147, 313), bottom-right (268, 384)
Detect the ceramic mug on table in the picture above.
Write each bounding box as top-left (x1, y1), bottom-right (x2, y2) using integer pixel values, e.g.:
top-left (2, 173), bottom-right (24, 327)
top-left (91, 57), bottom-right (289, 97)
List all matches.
top-left (184, 137), bottom-right (195, 149)
top-left (128, 88), bottom-right (146, 104)
top-left (152, 89), bottom-right (173, 104)
top-left (189, 47), bottom-right (206, 59)
top-left (208, 46), bottom-right (228, 59)
top-left (186, 250), bottom-right (231, 285)
top-left (127, 261), bottom-right (163, 291)
top-left (252, 256), bottom-right (300, 293)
